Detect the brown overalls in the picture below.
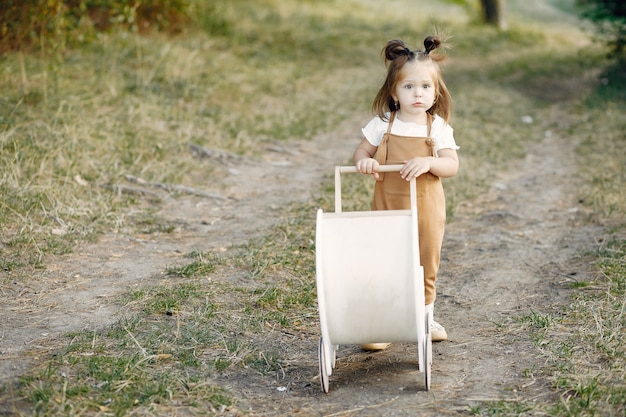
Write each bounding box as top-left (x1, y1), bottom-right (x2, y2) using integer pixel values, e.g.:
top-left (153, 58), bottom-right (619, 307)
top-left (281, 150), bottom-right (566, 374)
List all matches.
top-left (373, 112), bottom-right (445, 305)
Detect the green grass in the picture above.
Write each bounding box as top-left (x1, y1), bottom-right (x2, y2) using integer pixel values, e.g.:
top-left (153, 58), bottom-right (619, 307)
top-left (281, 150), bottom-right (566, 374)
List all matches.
top-left (1, 0), bottom-right (626, 415)
top-left (6, 211), bottom-right (320, 414)
top-left (165, 250), bottom-right (223, 278)
top-left (465, 30), bottom-right (626, 394)
top-left (527, 239), bottom-right (626, 417)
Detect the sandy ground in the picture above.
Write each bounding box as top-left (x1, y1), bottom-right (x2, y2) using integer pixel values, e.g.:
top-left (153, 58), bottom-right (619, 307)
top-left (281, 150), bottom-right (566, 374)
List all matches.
top-left (0, 110), bottom-right (602, 415)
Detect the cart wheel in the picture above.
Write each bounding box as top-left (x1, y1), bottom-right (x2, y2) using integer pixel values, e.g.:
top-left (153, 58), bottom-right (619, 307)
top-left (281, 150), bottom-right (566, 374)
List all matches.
top-left (423, 309), bottom-right (433, 391)
top-left (424, 332), bottom-right (432, 390)
top-left (319, 338), bottom-right (330, 393)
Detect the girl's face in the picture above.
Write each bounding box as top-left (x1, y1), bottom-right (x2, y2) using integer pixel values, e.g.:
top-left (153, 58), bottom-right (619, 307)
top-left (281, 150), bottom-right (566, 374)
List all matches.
top-left (393, 61), bottom-right (437, 124)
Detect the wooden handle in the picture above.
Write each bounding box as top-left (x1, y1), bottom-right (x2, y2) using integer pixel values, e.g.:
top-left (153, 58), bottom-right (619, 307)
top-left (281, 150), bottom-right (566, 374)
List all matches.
top-left (338, 164), bottom-right (404, 174)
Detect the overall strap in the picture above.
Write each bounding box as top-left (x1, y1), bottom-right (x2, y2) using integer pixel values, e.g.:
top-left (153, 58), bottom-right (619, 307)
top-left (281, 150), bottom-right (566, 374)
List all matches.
top-left (377, 111), bottom-right (396, 161)
top-left (426, 113), bottom-right (436, 157)
top-left (375, 112), bottom-right (396, 180)
top-left (386, 112), bottom-right (396, 134)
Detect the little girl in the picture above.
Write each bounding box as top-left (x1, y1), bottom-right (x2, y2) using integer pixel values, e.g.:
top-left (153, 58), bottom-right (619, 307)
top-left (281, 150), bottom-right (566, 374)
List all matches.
top-left (353, 36), bottom-right (459, 349)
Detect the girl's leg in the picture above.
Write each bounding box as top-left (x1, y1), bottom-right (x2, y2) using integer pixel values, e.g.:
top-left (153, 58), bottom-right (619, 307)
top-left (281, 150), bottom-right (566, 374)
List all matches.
top-left (417, 183), bottom-right (445, 305)
top-left (419, 182), bottom-right (447, 341)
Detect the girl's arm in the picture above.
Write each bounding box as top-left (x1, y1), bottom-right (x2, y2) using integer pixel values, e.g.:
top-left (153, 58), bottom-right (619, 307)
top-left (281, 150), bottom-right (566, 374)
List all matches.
top-left (400, 148), bottom-right (459, 180)
top-left (353, 138), bottom-right (380, 179)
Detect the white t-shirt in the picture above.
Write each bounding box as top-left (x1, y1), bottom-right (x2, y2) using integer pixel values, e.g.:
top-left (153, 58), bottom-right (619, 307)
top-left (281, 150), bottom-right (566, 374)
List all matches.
top-left (362, 114), bottom-right (459, 155)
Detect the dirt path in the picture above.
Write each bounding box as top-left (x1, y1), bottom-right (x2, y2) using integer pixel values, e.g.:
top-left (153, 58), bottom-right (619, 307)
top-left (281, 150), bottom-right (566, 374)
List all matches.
top-left (0, 109), bottom-right (602, 415)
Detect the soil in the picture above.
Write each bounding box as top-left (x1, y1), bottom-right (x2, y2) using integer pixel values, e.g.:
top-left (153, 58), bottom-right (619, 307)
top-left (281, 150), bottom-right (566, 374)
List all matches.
top-left (0, 109), bottom-right (603, 416)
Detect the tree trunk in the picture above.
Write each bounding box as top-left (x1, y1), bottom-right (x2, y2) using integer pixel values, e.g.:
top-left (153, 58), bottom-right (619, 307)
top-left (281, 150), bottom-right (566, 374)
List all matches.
top-left (480, 0), bottom-right (507, 30)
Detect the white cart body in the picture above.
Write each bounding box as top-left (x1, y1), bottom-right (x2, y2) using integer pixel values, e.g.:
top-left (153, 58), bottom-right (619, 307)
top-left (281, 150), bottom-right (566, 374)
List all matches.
top-left (316, 165), bottom-right (432, 392)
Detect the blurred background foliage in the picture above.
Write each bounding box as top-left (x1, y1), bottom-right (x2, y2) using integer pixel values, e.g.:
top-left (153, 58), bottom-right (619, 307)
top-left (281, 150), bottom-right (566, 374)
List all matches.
top-left (577, 0), bottom-right (626, 58)
top-left (0, 0), bottom-right (190, 54)
top-left (1, 0), bottom-right (624, 64)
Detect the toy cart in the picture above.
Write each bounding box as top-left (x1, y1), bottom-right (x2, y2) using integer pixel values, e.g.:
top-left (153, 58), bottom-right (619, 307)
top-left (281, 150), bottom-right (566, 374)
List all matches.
top-left (315, 165), bottom-right (432, 393)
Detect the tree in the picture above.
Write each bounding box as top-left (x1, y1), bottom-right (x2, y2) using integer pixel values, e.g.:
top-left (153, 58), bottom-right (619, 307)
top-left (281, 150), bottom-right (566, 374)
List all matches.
top-left (480, 0), bottom-right (507, 30)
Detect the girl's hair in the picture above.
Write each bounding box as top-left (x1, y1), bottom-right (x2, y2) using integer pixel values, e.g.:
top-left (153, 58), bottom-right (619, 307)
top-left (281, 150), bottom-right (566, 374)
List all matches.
top-left (372, 36), bottom-right (452, 123)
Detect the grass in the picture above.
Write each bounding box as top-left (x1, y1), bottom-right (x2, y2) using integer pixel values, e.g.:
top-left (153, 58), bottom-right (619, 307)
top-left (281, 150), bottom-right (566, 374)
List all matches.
top-left (4, 211), bottom-right (320, 414)
top-left (1, 0), bottom-right (625, 415)
top-left (470, 40), bottom-right (626, 414)
top-left (500, 239), bottom-right (626, 417)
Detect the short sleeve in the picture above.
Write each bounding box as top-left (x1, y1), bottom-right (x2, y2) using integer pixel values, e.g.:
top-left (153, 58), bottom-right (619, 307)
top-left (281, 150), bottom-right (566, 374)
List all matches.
top-left (432, 117), bottom-right (459, 153)
top-left (361, 116), bottom-right (387, 147)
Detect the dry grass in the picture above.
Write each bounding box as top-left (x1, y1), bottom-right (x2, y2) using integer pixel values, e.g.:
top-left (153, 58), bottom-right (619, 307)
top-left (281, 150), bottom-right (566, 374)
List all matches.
top-left (1, 0), bottom-right (625, 415)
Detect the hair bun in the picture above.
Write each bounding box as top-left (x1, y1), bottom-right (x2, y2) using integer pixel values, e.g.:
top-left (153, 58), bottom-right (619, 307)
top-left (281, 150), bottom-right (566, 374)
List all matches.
top-left (424, 36), bottom-right (440, 55)
top-left (384, 39), bottom-right (412, 61)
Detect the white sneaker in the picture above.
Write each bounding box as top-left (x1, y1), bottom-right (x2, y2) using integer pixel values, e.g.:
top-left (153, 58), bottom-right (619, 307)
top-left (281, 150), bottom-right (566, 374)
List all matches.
top-left (430, 319), bottom-right (447, 342)
top-left (426, 302), bottom-right (447, 342)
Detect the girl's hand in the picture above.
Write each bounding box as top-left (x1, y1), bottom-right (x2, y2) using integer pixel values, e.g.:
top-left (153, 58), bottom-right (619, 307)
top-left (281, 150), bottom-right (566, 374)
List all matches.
top-left (356, 158), bottom-right (380, 179)
top-left (400, 157), bottom-right (432, 181)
